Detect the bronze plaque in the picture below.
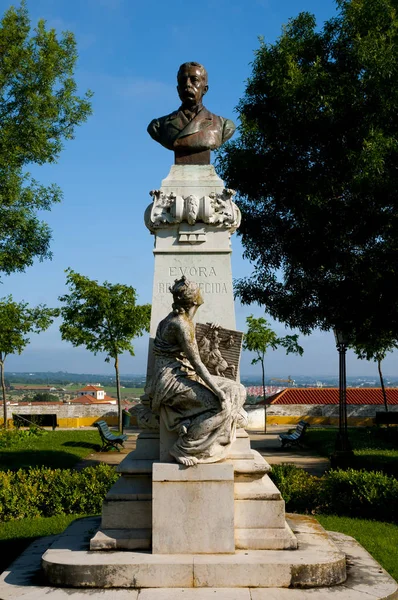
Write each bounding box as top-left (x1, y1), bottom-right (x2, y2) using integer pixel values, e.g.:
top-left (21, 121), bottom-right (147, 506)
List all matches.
top-left (195, 322), bottom-right (243, 381)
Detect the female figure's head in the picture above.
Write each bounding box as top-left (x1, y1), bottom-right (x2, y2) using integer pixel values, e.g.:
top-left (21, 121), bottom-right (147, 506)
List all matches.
top-left (170, 276), bottom-right (204, 314)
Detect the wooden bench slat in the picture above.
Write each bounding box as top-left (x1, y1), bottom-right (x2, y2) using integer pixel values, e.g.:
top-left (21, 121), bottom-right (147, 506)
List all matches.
top-left (278, 421), bottom-right (309, 448)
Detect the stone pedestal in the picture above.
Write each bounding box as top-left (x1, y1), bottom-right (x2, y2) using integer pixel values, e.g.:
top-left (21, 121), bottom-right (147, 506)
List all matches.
top-left (144, 165), bottom-right (240, 377)
top-left (152, 462), bottom-right (235, 554)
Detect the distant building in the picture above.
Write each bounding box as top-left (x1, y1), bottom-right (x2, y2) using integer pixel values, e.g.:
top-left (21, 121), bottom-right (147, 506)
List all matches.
top-left (267, 387), bottom-right (398, 406)
top-left (245, 387), bottom-right (398, 428)
top-left (68, 384), bottom-right (117, 405)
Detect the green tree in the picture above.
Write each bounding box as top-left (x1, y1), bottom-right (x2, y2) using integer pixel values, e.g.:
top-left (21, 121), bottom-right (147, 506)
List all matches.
top-left (0, 2), bottom-right (92, 279)
top-left (218, 0), bottom-right (398, 349)
top-left (0, 297), bottom-right (58, 427)
top-left (32, 392), bottom-right (60, 402)
top-left (243, 315), bottom-right (303, 431)
top-left (59, 269), bottom-right (151, 432)
top-left (352, 338), bottom-right (398, 412)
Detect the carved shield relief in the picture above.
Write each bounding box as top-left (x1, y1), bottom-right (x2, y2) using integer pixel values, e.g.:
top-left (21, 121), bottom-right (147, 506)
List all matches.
top-left (195, 323), bottom-right (243, 381)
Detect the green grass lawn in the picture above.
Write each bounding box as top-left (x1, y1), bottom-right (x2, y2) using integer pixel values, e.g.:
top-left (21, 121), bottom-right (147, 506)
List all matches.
top-left (0, 514), bottom-right (90, 574)
top-left (0, 430), bottom-right (101, 471)
top-left (305, 427), bottom-right (398, 475)
top-left (317, 515), bottom-right (398, 582)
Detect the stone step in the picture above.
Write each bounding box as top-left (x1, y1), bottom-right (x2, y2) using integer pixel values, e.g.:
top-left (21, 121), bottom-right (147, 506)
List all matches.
top-left (105, 475), bottom-right (152, 501)
top-left (116, 457), bottom-right (159, 475)
top-left (90, 528), bottom-right (151, 550)
top-left (235, 523), bottom-right (297, 550)
top-left (234, 474), bottom-right (281, 500)
top-left (235, 498), bottom-right (285, 529)
top-left (227, 450), bottom-right (271, 480)
top-left (101, 499), bottom-right (152, 529)
top-left (43, 515), bottom-right (346, 589)
top-left (4, 516), bottom-right (397, 598)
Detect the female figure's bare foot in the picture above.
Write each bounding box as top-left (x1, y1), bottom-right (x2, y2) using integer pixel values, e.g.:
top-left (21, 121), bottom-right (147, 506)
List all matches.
top-left (170, 447), bottom-right (198, 467)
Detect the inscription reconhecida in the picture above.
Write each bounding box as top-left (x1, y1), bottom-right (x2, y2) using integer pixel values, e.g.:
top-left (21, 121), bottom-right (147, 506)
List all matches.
top-left (158, 282), bottom-right (228, 294)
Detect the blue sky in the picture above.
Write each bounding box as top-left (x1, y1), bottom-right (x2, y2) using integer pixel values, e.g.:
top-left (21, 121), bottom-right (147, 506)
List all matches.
top-left (2, 0), bottom-right (397, 379)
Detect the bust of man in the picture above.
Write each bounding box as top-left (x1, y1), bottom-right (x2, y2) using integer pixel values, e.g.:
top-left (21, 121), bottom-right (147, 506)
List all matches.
top-left (147, 62), bottom-right (236, 164)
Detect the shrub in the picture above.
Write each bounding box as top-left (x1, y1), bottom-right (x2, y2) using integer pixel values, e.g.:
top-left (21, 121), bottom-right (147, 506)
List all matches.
top-left (0, 464), bottom-right (118, 521)
top-left (270, 464), bottom-right (398, 522)
top-left (319, 468), bottom-right (398, 522)
top-left (0, 426), bottom-right (45, 449)
top-left (270, 464), bottom-right (320, 512)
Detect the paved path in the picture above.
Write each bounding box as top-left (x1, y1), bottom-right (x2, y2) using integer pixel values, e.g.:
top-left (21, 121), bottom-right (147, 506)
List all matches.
top-left (76, 425), bottom-right (330, 476)
top-left (249, 425), bottom-right (330, 476)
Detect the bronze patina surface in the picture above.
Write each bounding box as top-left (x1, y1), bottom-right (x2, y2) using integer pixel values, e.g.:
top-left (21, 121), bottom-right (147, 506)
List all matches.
top-left (147, 62), bottom-right (235, 164)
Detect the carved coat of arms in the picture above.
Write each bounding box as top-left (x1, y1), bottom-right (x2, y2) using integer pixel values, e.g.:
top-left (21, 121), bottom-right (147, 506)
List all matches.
top-left (195, 323), bottom-right (243, 381)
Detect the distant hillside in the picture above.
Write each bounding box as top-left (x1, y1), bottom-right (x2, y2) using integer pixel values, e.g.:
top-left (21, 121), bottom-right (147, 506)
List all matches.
top-left (5, 371), bottom-right (146, 388)
top-left (6, 371), bottom-right (398, 388)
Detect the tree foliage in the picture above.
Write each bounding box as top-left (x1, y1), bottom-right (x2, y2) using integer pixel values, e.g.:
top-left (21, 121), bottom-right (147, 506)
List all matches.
top-left (243, 315), bottom-right (303, 430)
top-left (31, 392), bottom-right (60, 403)
top-left (218, 0), bottom-right (398, 351)
top-left (0, 297), bottom-right (58, 426)
top-left (0, 2), bottom-right (92, 278)
top-left (352, 337), bottom-right (398, 411)
top-left (59, 269), bottom-right (151, 431)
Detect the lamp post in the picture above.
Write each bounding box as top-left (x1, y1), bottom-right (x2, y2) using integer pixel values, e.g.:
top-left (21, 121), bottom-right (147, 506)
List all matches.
top-left (333, 329), bottom-right (353, 459)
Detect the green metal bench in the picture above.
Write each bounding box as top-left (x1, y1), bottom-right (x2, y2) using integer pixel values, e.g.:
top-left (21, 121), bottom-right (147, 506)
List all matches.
top-left (279, 420), bottom-right (309, 448)
top-left (94, 420), bottom-right (128, 452)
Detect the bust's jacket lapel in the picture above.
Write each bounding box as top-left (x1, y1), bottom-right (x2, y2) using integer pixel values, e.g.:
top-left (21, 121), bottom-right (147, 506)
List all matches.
top-left (164, 111), bottom-right (186, 139)
top-left (176, 107), bottom-right (213, 139)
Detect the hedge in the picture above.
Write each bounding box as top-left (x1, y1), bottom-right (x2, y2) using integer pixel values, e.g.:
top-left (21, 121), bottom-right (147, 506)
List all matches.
top-left (0, 464), bottom-right (118, 521)
top-left (270, 464), bottom-right (398, 523)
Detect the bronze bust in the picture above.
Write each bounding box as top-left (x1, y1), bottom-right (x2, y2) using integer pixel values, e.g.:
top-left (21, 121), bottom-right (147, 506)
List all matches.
top-left (147, 62), bottom-right (236, 165)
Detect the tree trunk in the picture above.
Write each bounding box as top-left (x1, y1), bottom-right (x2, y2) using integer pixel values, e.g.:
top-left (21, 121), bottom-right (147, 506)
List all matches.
top-left (114, 355), bottom-right (123, 432)
top-left (0, 358), bottom-right (7, 429)
top-left (261, 358), bottom-right (267, 433)
top-left (377, 358), bottom-right (388, 413)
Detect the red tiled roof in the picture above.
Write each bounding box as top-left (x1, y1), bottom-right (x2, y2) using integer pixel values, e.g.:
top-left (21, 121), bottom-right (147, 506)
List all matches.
top-left (78, 385), bottom-right (103, 392)
top-left (68, 394), bottom-right (113, 405)
top-left (267, 388), bottom-right (398, 405)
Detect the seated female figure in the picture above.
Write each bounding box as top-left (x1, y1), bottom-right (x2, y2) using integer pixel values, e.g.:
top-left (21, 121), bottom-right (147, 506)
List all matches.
top-left (148, 276), bottom-right (247, 466)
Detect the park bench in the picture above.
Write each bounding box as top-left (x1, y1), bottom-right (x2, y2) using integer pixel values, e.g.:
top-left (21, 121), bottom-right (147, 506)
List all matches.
top-left (279, 420), bottom-right (309, 448)
top-left (94, 420), bottom-right (128, 452)
top-left (375, 411), bottom-right (398, 426)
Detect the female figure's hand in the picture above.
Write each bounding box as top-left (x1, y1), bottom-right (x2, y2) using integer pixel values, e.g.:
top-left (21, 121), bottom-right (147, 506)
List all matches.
top-left (217, 389), bottom-right (227, 410)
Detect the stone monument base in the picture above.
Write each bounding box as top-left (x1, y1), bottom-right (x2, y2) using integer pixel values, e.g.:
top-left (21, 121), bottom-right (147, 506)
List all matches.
top-left (90, 430), bottom-right (297, 553)
top-left (43, 514), bottom-right (346, 589)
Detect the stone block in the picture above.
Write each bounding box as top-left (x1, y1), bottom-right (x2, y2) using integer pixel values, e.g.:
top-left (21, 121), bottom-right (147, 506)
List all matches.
top-left (105, 475), bottom-right (152, 501)
top-left (228, 450), bottom-right (271, 480)
top-left (234, 474), bottom-right (281, 501)
top-left (235, 523), bottom-right (298, 550)
top-left (226, 430), bottom-right (254, 460)
top-left (234, 498), bottom-right (285, 529)
top-left (90, 528), bottom-right (151, 550)
top-left (42, 550), bottom-right (194, 588)
top-left (128, 433), bottom-right (160, 460)
top-left (101, 500), bottom-right (152, 529)
top-left (193, 555), bottom-right (292, 588)
top-left (152, 462), bottom-right (235, 554)
top-left (139, 590), bottom-right (251, 599)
